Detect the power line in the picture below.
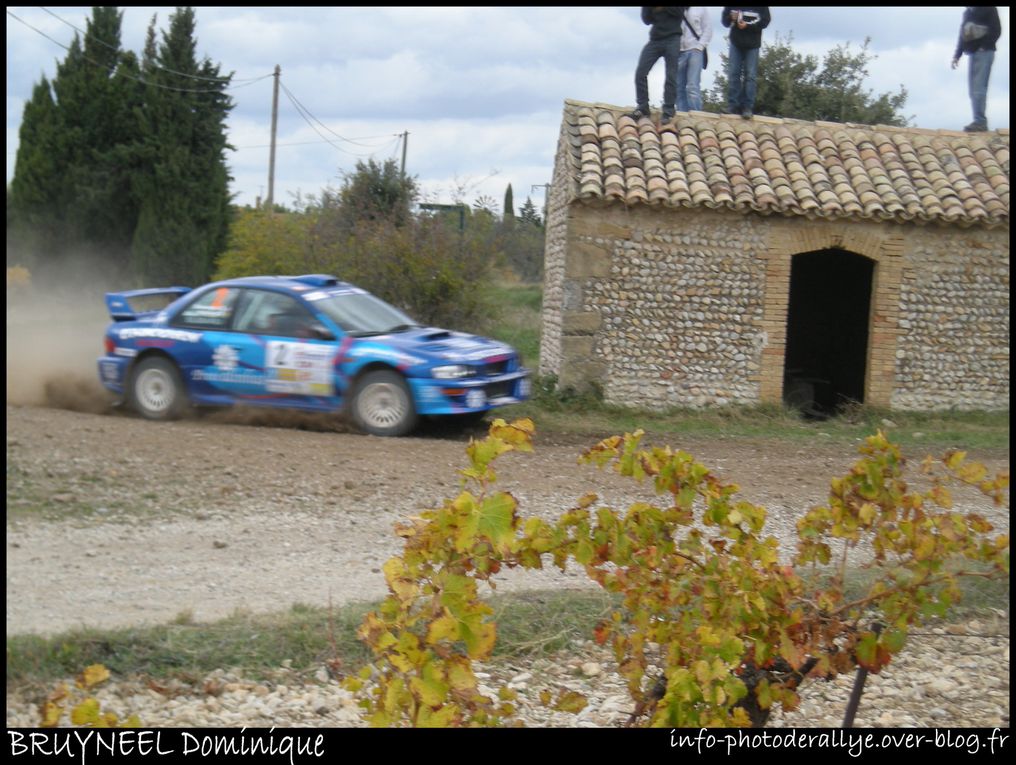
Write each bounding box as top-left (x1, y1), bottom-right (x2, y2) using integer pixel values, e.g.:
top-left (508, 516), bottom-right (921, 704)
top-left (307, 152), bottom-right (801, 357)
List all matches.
top-left (38, 6), bottom-right (268, 84)
top-left (278, 81), bottom-right (399, 149)
top-left (279, 82), bottom-right (401, 158)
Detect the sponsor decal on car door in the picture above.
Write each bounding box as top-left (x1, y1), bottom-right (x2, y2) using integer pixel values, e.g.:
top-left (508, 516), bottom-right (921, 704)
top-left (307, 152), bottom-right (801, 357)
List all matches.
top-left (265, 340), bottom-right (334, 396)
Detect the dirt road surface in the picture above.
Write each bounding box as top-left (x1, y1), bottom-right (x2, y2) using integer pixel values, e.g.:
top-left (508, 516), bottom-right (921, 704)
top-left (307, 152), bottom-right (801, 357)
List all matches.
top-left (6, 402), bottom-right (1009, 637)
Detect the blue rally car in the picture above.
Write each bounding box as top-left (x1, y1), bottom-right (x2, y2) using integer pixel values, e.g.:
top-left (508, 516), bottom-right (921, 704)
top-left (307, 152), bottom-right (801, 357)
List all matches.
top-left (97, 274), bottom-right (531, 436)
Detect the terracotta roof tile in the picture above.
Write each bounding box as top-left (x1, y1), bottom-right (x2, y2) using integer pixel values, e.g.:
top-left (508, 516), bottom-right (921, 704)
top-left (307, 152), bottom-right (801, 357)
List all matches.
top-left (560, 100), bottom-right (1009, 227)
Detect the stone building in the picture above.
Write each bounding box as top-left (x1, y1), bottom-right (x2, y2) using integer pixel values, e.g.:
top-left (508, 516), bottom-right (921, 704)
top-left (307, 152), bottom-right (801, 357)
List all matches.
top-left (540, 100), bottom-right (1009, 413)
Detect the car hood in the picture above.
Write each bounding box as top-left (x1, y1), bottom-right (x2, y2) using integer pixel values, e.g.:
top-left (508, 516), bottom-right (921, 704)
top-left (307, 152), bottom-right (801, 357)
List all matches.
top-left (354, 327), bottom-right (516, 364)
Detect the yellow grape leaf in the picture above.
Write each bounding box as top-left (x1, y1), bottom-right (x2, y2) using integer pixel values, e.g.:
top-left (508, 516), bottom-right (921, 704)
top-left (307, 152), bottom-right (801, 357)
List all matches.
top-left (70, 698), bottom-right (101, 726)
top-left (417, 704), bottom-right (457, 728)
top-left (458, 615), bottom-right (497, 660)
top-left (410, 661), bottom-right (449, 708)
top-left (945, 451), bottom-right (967, 471)
top-left (383, 558), bottom-right (418, 602)
top-left (553, 691), bottom-right (588, 713)
top-left (445, 656), bottom-right (476, 692)
top-left (39, 701), bottom-right (63, 728)
top-left (427, 614), bottom-right (461, 646)
top-left (476, 492), bottom-right (519, 555)
top-left (77, 664), bottom-right (110, 690)
top-left (489, 418), bottom-right (535, 450)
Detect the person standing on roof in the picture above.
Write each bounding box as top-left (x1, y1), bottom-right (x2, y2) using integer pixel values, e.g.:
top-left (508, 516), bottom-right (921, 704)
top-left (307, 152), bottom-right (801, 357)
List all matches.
top-left (677, 7), bottom-right (713, 112)
top-left (951, 6), bottom-right (1002, 132)
top-left (629, 6), bottom-right (686, 124)
top-left (722, 6), bottom-right (770, 120)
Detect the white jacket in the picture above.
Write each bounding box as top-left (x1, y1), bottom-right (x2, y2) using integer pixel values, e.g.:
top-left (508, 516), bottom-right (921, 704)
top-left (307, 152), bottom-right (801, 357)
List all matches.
top-left (680, 7), bottom-right (713, 52)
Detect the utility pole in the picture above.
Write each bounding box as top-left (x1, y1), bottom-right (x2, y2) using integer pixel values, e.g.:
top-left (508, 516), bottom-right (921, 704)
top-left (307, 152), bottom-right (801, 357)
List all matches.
top-left (400, 131), bottom-right (409, 178)
top-left (267, 64), bottom-right (280, 215)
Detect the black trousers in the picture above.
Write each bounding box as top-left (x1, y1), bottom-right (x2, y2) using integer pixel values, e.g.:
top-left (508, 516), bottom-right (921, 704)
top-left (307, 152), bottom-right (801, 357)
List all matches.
top-left (634, 35), bottom-right (682, 112)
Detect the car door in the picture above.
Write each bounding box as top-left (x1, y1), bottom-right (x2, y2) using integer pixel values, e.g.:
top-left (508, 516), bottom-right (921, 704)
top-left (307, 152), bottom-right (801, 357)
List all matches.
top-left (228, 288), bottom-right (341, 411)
top-left (169, 285), bottom-right (253, 405)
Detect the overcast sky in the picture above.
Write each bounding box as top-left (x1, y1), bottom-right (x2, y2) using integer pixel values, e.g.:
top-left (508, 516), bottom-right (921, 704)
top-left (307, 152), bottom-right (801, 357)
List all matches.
top-left (6, 6), bottom-right (1010, 212)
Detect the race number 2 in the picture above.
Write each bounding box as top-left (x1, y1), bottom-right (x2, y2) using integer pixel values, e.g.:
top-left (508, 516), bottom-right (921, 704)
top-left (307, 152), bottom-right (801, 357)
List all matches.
top-left (265, 341), bottom-right (335, 396)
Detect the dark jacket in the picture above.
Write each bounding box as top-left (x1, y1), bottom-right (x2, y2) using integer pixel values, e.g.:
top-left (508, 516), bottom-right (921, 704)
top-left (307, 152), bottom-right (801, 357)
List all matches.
top-left (954, 6), bottom-right (1002, 59)
top-left (642, 6), bottom-right (685, 41)
top-left (721, 6), bottom-right (770, 50)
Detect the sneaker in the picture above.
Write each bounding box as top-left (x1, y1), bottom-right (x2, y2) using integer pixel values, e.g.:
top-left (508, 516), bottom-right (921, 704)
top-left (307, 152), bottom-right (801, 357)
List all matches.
top-left (742, 108), bottom-right (753, 120)
top-left (627, 107), bottom-right (650, 121)
top-left (963, 121), bottom-right (988, 132)
top-left (661, 110), bottom-right (675, 123)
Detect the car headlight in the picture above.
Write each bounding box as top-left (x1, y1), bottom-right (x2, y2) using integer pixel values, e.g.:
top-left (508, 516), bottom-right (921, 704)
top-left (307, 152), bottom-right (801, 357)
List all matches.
top-left (431, 365), bottom-right (473, 379)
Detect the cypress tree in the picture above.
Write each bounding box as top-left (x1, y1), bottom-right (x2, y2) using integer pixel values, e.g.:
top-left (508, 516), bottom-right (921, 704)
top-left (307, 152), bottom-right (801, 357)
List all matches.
top-left (9, 7), bottom-right (138, 275)
top-left (8, 77), bottom-right (63, 265)
top-left (131, 7), bottom-right (234, 285)
top-left (503, 183), bottom-right (515, 225)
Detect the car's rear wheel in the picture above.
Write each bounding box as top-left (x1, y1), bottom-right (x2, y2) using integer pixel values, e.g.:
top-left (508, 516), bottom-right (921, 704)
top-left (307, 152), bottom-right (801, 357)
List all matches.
top-left (129, 357), bottom-right (186, 421)
top-left (351, 370), bottom-right (417, 437)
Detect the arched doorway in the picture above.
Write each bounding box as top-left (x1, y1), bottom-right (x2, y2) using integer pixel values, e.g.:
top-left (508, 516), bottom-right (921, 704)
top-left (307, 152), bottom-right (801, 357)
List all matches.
top-left (782, 249), bottom-right (874, 418)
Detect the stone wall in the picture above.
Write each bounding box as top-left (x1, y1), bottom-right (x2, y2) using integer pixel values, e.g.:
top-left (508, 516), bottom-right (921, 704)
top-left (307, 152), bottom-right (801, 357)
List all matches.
top-left (540, 200), bottom-right (1009, 411)
top-left (538, 121), bottom-right (573, 384)
top-left (893, 227), bottom-right (1010, 410)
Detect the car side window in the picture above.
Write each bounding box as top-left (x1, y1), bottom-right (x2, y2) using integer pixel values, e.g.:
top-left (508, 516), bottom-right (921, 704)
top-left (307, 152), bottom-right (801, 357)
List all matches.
top-left (172, 286), bottom-right (240, 329)
top-left (233, 290), bottom-right (317, 338)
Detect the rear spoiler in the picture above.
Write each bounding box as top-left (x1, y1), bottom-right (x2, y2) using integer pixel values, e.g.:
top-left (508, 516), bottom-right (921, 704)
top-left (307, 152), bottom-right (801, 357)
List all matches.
top-left (105, 287), bottom-right (191, 322)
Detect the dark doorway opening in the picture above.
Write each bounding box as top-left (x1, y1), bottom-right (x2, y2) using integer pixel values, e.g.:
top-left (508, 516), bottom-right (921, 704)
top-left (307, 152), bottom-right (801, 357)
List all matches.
top-left (783, 249), bottom-right (873, 419)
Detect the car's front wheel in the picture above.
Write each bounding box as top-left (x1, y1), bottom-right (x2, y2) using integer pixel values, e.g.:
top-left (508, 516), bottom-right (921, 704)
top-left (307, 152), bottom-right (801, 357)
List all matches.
top-left (351, 370), bottom-right (418, 437)
top-left (129, 356), bottom-right (186, 421)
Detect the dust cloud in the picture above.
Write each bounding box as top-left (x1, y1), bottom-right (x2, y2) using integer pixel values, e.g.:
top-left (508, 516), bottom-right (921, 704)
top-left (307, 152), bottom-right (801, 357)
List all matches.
top-left (6, 266), bottom-right (118, 414)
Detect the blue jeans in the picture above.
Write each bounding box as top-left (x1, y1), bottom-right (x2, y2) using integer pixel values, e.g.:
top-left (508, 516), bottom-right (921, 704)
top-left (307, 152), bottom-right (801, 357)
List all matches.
top-left (676, 49), bottom-right (704, 112)
top-left (727, 43), bottom-right (760, 113)
top-left (635, 36), bottom-right (682, 113)
top-left (968, 49), bottom-right (994, 127)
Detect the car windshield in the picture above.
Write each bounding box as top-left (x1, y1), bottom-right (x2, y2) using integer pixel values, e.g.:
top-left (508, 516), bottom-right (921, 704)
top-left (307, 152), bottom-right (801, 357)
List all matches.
top-left (313, 292), bottom-right (420, 336)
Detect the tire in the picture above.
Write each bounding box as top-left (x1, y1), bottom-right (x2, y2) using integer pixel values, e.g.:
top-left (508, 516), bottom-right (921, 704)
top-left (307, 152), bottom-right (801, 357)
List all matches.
top-left (351, 370), bottom-right (418, 437)
top-left (129, 356), bottom-right (187, 421)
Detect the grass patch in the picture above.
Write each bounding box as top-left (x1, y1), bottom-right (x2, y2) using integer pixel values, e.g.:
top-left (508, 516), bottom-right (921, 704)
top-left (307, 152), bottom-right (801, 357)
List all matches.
top-left (6, 591), bottom-right (616, 689)
top-left (502, 390), bottom-right (1009, 452)
top-left (476, 281), bottom-right (543, 369)
top-left (7, 572), bottom-right (1004, 691)
top-left (800, 562), bottom-right (1010, 617)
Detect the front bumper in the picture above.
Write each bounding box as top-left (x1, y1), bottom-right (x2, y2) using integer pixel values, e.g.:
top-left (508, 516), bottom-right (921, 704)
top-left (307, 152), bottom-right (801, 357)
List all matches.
top-left (409, 369), bottom-right (531, 414)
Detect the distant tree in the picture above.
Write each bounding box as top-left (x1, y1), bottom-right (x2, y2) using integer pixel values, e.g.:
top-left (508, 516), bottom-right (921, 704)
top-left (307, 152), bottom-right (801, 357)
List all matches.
top-left (218, 161), bottom-right (496, 329)
top-left (704, 34), bottom-right (911, 126)
top-left (518, 197), bottom-right (542, 227)
top-left (500, 195), bottom-right (544, 283)
top-left (503, 183), bottom-right (515, 225)
top-left (214, 208), bottom-right (311, 279)
top-left (332, 158), bottom-right (417, 231)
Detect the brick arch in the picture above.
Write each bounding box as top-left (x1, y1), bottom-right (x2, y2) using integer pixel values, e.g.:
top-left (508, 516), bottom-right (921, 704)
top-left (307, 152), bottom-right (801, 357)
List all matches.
top-left (757, 222), bottom-right (905, 408)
